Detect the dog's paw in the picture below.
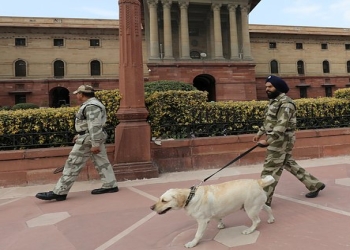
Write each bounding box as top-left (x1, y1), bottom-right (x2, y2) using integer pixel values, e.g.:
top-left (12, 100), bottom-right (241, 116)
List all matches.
top-left (267, 217), bottom-right (275, 224)
top-left (217, 222), bottom-right (225, 229)
top-left (242, 228), bottom-right (254, 235)
top-left (185, 240), bottom-right (198, 248)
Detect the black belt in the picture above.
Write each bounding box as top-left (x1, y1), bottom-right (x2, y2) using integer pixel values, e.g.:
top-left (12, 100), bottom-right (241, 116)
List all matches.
top-left (77, 131), bottom-right (87, 135)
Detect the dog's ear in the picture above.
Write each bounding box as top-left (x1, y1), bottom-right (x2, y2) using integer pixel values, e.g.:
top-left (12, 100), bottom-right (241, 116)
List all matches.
top-left (175, 189), bottom-right (189, 208)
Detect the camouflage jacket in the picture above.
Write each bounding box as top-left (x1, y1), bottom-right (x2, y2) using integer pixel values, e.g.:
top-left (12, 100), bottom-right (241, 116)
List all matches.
top-left (75, 97), bottom-right (107, 147)
top-left (257, 93), bottom-right (297, 144)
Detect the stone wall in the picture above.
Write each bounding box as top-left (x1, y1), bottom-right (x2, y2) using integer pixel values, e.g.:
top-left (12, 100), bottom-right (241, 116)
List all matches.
top-left (1, 128), bottom-right (350, 187)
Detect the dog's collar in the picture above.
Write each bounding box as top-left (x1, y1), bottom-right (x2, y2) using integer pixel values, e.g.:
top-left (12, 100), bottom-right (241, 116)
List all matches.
top-left (184, 185), bottom-right (197, 207)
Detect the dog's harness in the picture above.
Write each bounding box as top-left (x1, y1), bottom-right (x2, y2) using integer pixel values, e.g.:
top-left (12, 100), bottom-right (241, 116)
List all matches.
top-left (183, 144), bottom-right (262, 207)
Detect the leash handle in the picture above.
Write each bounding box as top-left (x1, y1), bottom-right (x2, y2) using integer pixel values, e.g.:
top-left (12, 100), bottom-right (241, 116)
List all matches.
top-left (203, 144), bottom-right (260, 182)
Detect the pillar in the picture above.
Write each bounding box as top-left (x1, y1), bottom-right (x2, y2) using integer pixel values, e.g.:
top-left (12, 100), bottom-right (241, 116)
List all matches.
top-left (212, 3), bottom-right (223, 59)
top-left (228, 4), bottom-right (240, 60)
top-left (115, 0), bottom-right (158, 180)
top-left (148, 0), bottom-right (160, 59)
top-left (179, 0), bottom-right (190, 59)
top-left (240, 5), bottom-right (253, 60)
top-left (162, 0), bottom-right (174, 59)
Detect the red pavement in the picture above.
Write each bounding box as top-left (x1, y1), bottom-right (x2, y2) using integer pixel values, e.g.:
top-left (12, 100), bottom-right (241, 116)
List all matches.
top-left (1, 156), bottom-right (350, 250)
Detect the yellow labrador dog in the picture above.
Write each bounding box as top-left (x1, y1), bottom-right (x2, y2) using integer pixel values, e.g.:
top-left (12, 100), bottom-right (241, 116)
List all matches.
top-left (150, 175), bottom-right (275, 248)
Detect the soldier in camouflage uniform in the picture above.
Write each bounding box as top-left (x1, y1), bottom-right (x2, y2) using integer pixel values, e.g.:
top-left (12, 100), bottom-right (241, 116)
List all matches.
top-left (36, 85), bottom-right (118, 201)
top-left (253, 75), bottom-right (325, 206)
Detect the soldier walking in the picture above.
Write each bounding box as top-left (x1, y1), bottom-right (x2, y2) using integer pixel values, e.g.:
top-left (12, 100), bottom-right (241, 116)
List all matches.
top-left (253, 75), bottom-right (325, 206)
top-left (36, 85), bottom-right (118, 201)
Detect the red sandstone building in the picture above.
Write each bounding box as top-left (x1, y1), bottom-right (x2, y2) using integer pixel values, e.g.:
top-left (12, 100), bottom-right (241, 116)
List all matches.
top-left (1, 0), bottom-right (350, 107)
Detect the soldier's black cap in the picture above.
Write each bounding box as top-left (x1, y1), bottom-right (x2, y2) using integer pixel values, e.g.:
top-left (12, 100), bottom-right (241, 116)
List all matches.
top-left (265, 75), bottom-right (289, 93)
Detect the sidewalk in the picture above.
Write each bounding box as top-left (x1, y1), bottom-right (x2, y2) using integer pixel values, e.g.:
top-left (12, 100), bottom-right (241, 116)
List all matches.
top-left (1, 156), bottom-right (350, 250)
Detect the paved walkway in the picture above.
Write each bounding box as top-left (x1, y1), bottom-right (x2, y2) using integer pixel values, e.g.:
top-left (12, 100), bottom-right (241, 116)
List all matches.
top-left (1, 156), bottom-right (350, 250)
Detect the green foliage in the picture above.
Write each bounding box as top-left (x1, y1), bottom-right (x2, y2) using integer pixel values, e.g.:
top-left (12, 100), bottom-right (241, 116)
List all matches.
top-left (0, 89), bottom-right (121, 149)
top-left (95, 89), bottom-right (121, 129)
top-left (0, 106), bottom-right (11, 111)
top-left (144, 80), bottom-right (197, 97)
top-left (11, 103), bottom-right (39, 110)
top-left (2, 87), bottom-right (350, 148)
top-left (145, 90), bottom-right (207, 138)
top-left (334, 88), bottom-right (350, 99)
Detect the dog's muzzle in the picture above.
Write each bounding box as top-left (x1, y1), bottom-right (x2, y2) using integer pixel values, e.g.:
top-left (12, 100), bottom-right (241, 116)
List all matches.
top-left (150, 205), bottom-right (172, 214)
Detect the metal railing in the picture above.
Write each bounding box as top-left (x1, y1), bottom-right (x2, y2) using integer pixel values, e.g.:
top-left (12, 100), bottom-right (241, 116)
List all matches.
top-left (0, 126), bottom-right (115, 151)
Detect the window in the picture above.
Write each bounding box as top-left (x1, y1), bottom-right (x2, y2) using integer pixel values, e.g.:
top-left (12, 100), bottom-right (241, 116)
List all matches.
top-left (269, 42), bottom-right (276, 49)
top-left (90, 60), bottom-right (101, 76)
top-left (296, 43), bottom-right (303, 49)
top-left (347, 61), bottom-right (350, 73)
top-left (53, 39), bottom-right (64, 47)
top-left (54, 60), bottom-right (64, 78)
top-left (297, 60), bottom-right (305, 75)
top-left (15, 60), bottom-right (26, 77)
top-left (346, 44), bottom-right (350, 50)
top-left (299, 87), bottom-right (308, 98)
top-left (15, 94), bottom-right (26, 104)
top-left (323, 60), bottom-right (330, 73)
top-left (321, 43), bottom-right (328, 50)
top-left (15, 38), bottom-right (26, 46)
top-left (90, 39), bottom-right (100, 47)
top-left (270, 60), bottom-right (279, 74)
top-left (189, 28), bottom-right (199, 36)
top-left (325, 86), bottom-right (332, 97)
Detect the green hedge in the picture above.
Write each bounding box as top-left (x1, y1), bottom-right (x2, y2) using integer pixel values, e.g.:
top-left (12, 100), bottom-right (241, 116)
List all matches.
top-left (0, 90), bottom-right (121, 148)
top-left (144, 80), bottom-right (197, 96)
top-left (11, 103), bottom-right (39, 110)
top-left (1, 87), bottom-right (350, 148)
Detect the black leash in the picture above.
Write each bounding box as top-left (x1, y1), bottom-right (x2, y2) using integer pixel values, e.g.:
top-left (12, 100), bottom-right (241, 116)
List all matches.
top-left (184, 143), bottom-right (262, 207)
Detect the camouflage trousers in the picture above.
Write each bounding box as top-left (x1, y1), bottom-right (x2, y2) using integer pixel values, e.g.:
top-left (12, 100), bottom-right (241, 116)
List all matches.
top-left (261, 132), bottom-right (323, 205)
top-left (53, 134), bottom-right (118, 195)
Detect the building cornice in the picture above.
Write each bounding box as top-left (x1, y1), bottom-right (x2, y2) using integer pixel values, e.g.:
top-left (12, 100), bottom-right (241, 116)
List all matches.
top-left (0, 16), bottom-right (119, 29)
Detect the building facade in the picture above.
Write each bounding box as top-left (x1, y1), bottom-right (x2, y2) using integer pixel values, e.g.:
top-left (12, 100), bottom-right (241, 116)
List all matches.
top-left (0, 0), bottom-right (350, 107)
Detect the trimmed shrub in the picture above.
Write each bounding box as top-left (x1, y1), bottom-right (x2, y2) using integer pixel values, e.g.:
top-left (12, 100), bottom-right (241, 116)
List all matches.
top-left (144, 80), bottom-right (197, 96)
top-left (12, 103), bottom-right (39, 110)
top-left (334, 88), bottom-right (350, 99)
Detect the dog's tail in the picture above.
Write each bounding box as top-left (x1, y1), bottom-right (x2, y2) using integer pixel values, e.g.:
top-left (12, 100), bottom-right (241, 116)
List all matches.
top-left (258, 175), bottom-right (275, 188)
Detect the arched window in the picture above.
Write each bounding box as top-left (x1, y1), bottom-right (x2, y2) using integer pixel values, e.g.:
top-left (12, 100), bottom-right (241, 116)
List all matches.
top-left (270, 60), bottom-right (279, 74)
top-left (347, 61), bottom-right (350, 73)
top-left (297, 60), bottom-right (305, 75)
top-left (90, 60), bottom-right (101, 76)
top-left (54, 60), bottom-right (64, 78)
top-left (15, 60), bottom-right (26, 77)
top-left (323, 60), bottom-right (330, 73)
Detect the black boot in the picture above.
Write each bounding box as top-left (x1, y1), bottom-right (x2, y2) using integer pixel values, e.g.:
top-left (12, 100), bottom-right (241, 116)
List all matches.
top-left (305, 184), bottom-right (325, 198)
top-left (35, 191), bottom-right (67, 201)
top-left (91, 187), bottom-right (119, 195)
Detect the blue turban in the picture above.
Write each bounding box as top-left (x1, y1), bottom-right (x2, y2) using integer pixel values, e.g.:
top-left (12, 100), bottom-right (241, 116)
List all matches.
top-left (265, 75), bottom-right (289, 93)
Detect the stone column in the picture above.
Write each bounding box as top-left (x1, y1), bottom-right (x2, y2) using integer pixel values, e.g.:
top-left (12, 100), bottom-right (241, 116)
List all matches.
top-left (148, 0), bottom-right (160, 59)
top-left (179, 0), bottom-right (190, 59)
top-left (228, 4), bottom-right (240, 60)
top-left (161, 0), bottom-right (174, 59)
top-left (115, 0), bottom-right (158, 180)
top-left (212, 3), bottom-right (223, 59)
top-left (240, 5), bottom-right (253, 60)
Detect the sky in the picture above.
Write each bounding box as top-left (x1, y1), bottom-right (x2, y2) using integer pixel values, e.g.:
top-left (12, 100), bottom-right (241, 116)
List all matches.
top-left (1, 0), bottom-right (350, 29)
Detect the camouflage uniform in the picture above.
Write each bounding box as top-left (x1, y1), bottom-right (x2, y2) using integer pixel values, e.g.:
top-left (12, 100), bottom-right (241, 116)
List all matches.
top-left (257, 93), bottom-right (324, 205)
top-left (53, 97), bottom-right (118, 195)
